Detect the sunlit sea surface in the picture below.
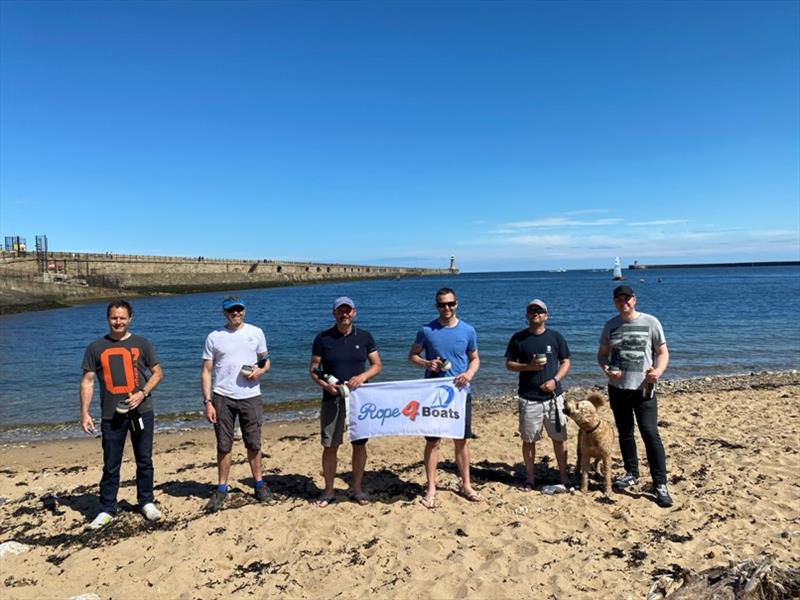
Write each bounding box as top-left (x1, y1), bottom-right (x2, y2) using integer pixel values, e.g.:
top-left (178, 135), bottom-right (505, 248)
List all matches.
top-left (1, 266), bottom-right (798, 442)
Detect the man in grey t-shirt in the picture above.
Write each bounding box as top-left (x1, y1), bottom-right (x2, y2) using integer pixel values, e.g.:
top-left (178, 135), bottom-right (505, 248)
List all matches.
top-left (597, 285), bottom-right (673, 508)
top-left (80, 299), bottom-right (164, 529)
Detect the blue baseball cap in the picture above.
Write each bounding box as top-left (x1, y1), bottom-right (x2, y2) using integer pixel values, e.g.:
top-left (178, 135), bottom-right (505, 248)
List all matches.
top-left (333, 296), bottom-right (355, 310)
top-left (222, 297), bottom-right (246, 310)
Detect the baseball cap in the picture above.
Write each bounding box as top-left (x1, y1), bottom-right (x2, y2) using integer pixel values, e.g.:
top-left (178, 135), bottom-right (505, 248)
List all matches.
top-left (222, 297), bottom-right (246, 310)
top-left (613, 285), bottom-right (635, 298)
top-left (526, 298), bottom-right (548, 312)
top-left (333, 296), bottom-right (355, 310)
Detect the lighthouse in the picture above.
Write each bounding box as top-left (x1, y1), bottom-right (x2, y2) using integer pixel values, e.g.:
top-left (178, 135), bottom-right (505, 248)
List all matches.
top-left (449, 255), bottom-right (458, 273)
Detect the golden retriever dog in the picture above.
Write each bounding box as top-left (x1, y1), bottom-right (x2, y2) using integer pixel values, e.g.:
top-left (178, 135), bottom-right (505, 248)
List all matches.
top-left (563, 392), bottom-right (614, 495)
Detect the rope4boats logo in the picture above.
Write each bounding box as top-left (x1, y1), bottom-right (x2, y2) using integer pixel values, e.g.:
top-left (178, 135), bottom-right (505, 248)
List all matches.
top-left (356, 384), bottom-right (461, 425)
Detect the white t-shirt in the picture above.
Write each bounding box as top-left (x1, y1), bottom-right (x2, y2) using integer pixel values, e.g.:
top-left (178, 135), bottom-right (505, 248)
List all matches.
top-left (203, 322), bottom-right (268, 399)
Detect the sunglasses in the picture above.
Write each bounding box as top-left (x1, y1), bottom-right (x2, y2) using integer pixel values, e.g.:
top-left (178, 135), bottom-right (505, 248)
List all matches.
top-left (224, 306), bottom-right (245, 314)
top-left (527, 308), bottom-right (547, 315)
top-left (436, 301), bottom-right (457, 309)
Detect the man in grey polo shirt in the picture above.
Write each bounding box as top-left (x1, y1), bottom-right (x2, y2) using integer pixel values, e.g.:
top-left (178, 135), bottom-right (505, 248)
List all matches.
top-left (202, 296), bottom-right (271, 512)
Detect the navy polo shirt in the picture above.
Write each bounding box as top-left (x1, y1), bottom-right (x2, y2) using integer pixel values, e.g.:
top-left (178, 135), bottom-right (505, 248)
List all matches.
top-left (311, 326), bottom-right (377, 400)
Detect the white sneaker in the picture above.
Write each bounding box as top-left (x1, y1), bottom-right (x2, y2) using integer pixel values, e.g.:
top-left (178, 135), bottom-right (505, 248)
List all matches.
top-left (141, 502), bottom-right (162, 521)
top-left (540, 484), bottom-right (569, 495)
top-left (87, 512), bottom-right (113, 530)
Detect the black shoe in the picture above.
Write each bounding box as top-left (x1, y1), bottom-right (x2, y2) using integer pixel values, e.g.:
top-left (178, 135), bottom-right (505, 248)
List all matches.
top-left (254, 485), bottom-right (273, 503)
top-left (612, 472), bottom-right (640, 491)
top-left (653, 484), bottom-right (673, 507)
top-left (205, 490), bottom-right (227, 512)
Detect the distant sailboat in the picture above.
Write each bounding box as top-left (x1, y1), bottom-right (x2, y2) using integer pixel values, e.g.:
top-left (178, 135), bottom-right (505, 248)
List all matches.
top-left (612, 257), bottom-right (625, 281)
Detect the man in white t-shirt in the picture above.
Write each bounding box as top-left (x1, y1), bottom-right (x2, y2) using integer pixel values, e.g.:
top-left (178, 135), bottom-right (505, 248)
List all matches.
top-left (201, 296), bottom-right (271, 511)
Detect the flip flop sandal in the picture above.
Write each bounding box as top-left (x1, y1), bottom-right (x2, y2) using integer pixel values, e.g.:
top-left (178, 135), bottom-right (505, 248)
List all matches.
top-left (460, 489), bottom-right (482, 503)
top-left (315, 496), bottom-right (336, 508)
top-left (420, 495), bottom-right (437, 509)
top-left (352, 492), bottom-right (370, 506)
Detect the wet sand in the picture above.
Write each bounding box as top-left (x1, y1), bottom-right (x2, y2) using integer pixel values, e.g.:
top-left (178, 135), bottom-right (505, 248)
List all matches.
top-left (1, 372), bottom-right (798, 599)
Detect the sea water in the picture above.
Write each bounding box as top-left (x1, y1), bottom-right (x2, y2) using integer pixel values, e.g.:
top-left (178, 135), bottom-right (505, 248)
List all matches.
top-left (1, 266), bottom-right (798, 441)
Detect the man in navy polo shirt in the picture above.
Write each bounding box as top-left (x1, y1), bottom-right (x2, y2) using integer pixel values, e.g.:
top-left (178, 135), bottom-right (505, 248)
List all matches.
top-left (309, 296), bottom-right (382, 507)
top-left (505, 298), bottom-right (571, 492)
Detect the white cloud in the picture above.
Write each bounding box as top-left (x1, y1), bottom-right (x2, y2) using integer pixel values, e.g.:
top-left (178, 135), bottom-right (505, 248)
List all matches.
top-left (628, 219), bottom-right (687, 226)
top-left (501, 217), bottom-right (622, 229)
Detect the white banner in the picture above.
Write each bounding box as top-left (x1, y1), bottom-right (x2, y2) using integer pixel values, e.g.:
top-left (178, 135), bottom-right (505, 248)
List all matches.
top-left (348, 378), bottom-right (467, 441)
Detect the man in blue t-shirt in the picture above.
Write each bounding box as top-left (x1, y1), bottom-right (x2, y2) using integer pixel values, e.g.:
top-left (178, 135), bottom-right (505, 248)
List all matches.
top-left (505, 299), bottom-right (571, 492)
top-left (409, 287), bottom-right (481, 508)
top-left (310, 296), bottom-right (382, 507)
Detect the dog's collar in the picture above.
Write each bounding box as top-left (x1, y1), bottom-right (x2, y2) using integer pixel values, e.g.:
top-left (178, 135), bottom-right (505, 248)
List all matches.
top-left (583, 421), bottom-right (601, 434)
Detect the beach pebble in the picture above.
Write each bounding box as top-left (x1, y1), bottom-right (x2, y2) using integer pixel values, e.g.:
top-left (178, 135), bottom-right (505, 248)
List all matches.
top-left (69, 595), bottom-right (101, 600)
top-left (0, 541), bottom-right (32, 557)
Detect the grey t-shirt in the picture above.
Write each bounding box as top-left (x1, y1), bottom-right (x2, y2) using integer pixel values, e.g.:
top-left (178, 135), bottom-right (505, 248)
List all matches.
top-left (599, 312), bottom-right (666, 391)
top-left (82, 334), bottom-right (159, 419)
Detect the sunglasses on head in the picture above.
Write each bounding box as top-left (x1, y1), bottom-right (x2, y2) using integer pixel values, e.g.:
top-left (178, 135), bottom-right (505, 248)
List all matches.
top-left (436, 301), bottom-right (457, 309)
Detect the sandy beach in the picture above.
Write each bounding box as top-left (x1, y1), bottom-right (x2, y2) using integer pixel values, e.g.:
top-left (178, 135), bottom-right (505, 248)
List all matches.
top-left (1, 372), bottom-right (798, 599)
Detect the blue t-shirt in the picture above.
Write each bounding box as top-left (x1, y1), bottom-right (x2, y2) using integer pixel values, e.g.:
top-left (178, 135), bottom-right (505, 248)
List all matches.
top-left (414, 319), bottom-right (478, 378)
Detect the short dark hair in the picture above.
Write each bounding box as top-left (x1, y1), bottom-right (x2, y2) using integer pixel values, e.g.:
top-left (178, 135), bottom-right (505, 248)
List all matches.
top-left (107, 299), bottom-right (132, 317)
top-left (435, 287), bottom-right (457, 302)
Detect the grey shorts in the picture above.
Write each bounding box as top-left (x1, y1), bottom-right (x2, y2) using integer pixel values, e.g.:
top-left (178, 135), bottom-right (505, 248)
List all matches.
top-left (320, 397), bottom-right (367, 448)
top-left (518, 394), bottom-right (568, 443)
top-left (212, 393), bottom-right (263, 453)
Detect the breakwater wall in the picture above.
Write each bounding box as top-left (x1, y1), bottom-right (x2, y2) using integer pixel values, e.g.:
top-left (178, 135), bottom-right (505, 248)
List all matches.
top-left (0, 252), bottom-right (454, 312)
top-left (628, 260), bottom-right (799, 270)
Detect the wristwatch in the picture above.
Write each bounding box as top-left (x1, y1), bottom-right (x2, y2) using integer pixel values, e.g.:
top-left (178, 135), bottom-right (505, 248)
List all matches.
top-left (553, 376), bottom-right (560, 384)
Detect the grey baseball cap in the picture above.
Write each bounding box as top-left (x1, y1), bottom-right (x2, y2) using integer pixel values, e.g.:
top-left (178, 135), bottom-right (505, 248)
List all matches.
top-left (526, 298), bottom-right (548, 312)
top-left (333, 296), bottom-right (355, 310)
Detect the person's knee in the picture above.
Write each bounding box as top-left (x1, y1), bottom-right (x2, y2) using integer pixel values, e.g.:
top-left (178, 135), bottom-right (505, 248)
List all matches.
top-left (425, 439), bottom-right (441, 450)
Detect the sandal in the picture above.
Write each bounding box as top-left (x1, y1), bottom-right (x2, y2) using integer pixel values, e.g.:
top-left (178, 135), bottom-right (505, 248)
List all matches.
top-left (315, 495), bottom-right (336, 508)
top-left (420, 495), bottom-right (437, 509)
top-left (460, 488), bottom-right (482, 503)
top-left (352, 492), bottom-right (370, 506)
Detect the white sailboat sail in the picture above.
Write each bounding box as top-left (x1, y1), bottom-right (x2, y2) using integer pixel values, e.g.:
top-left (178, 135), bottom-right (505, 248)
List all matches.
top-left (612, 257), bottom-right (624, 280)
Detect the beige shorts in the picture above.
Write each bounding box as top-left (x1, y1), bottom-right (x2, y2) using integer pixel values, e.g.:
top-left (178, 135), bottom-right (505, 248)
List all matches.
top-left (518, 394), bottom-right (568, 442)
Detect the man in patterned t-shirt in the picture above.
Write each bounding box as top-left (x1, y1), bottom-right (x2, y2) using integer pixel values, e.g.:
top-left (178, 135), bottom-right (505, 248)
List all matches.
top-left (80, 299), bottom-right (164, 529)
top-left (597, 285), bottom-right (672, 508)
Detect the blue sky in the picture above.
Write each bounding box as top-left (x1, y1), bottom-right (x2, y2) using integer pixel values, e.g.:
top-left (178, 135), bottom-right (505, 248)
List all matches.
top-left (1, 1), bottom-right (798, 272)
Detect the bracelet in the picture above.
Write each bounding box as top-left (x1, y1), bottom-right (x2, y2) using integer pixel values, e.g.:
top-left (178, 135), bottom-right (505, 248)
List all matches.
top-left (203, 398), bottom-right (212, 405)
top-left (553, 376), bottom-right (560, 384)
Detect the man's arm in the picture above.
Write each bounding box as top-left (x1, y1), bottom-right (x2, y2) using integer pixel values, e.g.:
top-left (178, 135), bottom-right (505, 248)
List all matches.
top-left (453, 349), bottom-right (480, 389)
top-left (201, 359), bottom-right (217, 424)
top-left (408, 343), bottom-right (445, 373)
top-left (347, 350), bottom-right (382, 390)
top-left (246, 352), bottom-right (271, 381)
top-left (309, 354), bottom-right (340, 396)
top-left (80, 371), bottom-right (96, 434)
top-left (506, 358), bottom-right (545, 373)
top-left (597, 343), bottom-right (623, 381)
top-left (539, 358), bottom-right (571, 394)
top-left (128, 363), bottom-right (164, 410)
top-left (649, 343), bottom-right (669, 381)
